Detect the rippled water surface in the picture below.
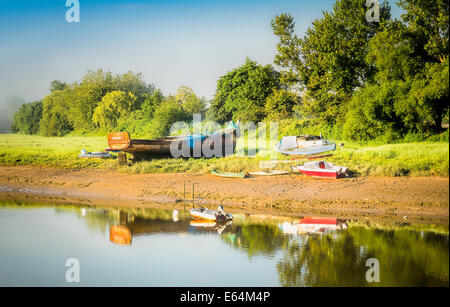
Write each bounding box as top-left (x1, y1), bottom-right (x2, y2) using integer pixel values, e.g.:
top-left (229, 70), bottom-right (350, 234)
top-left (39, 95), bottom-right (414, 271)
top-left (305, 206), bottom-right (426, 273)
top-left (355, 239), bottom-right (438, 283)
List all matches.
top-left (0, 201), bottom-right (448, 286)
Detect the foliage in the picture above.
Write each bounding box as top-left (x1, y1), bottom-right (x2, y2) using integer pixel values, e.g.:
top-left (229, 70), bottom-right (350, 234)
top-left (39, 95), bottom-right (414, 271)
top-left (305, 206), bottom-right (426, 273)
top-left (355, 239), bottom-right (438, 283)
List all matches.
top-left (11, 101), bottom-right (43, 135)
top-left (92, 91), bottom-right (137, 130)
top-left (209, 59), bottom-right (281, 123)
top-left (271, 0), bottom-right (391, 120)
top-left (265, 89), bottom-right (299, 121)
top-left (175, 86), bottom-right (206, 117)
top-left (147, 98), bottom-right (186, 138)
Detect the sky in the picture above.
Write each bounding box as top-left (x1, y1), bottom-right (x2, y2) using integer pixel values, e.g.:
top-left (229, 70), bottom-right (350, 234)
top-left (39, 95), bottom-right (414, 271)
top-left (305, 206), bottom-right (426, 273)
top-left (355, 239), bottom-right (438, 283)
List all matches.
top-left (0, 0), bottom-right (403, 110)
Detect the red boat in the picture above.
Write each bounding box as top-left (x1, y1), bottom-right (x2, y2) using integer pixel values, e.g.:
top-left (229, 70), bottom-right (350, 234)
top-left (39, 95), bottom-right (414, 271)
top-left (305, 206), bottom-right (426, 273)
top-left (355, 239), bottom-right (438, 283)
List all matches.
top-left (292, 161), bottom-right (348, 179)
top-left (298, 217), bottom-right (338, 234)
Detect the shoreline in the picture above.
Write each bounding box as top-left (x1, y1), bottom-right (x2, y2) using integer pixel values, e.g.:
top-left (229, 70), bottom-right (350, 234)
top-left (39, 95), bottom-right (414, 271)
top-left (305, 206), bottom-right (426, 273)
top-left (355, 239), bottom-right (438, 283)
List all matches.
top-left (0, 166), bottom-right (448, 224)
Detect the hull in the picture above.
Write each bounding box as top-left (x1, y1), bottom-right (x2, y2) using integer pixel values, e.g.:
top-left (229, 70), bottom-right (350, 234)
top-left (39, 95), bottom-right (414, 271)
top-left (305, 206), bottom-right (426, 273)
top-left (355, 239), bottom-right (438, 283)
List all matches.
top-left (210, 169), bottom-right (247, 178)
top-left (190, 208), bottom-right (233, 221)
top-left (108, 131), bottom-right (237, 161)
top-left (276, 143), bottom-right (336, 156)
top-left (293, 162), bottom-right (348, 179)
top-left (248, 170), bottom-right (289, 176)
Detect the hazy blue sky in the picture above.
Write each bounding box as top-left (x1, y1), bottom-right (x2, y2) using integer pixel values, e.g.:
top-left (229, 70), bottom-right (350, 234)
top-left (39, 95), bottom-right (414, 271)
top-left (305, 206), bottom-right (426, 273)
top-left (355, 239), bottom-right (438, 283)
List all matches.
top-left (0, 0), bottom-right (402, 108)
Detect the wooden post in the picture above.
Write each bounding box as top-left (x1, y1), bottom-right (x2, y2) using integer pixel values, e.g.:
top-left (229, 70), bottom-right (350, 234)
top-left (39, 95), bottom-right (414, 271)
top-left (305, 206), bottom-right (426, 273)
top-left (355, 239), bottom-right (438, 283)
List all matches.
top-left (118, 152), bottom-right (127, 166)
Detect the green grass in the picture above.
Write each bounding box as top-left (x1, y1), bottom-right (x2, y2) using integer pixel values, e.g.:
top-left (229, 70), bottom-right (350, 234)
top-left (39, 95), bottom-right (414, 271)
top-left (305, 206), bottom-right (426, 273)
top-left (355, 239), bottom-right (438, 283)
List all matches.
top-left (0, 133), bottom-right (448, 177)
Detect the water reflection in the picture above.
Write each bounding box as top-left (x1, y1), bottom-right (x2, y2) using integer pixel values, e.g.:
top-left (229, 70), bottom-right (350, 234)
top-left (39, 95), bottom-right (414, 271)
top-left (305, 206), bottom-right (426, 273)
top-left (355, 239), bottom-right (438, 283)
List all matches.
top-left (0, 201), bottom-right (448, 287)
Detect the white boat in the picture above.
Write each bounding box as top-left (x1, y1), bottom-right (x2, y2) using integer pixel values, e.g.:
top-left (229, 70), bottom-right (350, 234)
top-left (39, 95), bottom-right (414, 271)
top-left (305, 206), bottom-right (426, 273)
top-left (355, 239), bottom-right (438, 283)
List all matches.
top-left (292, 161), bottom-right (348, 179)
top-left (275, 135), bottom-right (336, 156)
top-left (190, 207), bottom-right (233, 221)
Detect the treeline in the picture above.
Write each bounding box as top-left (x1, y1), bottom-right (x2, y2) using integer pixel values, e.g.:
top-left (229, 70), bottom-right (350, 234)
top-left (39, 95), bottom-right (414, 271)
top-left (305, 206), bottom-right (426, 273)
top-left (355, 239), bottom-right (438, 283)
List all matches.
top-left (12, 0), bottom-right (449, 141)
top-left (13, 72), bottom-right (207, 138)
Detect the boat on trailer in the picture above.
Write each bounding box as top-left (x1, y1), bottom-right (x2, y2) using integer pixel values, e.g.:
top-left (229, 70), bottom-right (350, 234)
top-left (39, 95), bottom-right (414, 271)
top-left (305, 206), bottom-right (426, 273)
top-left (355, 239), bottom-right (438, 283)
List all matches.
top-left (292, 161), bottom-right (348, 179)
top-left (275, 135), bottom-right (336, 156)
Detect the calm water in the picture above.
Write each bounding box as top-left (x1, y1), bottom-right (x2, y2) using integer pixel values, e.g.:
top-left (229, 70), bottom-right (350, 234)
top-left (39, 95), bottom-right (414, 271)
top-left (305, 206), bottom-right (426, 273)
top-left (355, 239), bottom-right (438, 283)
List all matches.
top-left (0, 201), bottom-right (448, 287)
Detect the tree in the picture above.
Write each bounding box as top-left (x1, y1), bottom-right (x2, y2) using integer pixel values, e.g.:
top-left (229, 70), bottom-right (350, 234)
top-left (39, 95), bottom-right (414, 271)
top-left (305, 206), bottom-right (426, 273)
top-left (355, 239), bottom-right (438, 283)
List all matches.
top-left (40, 89), bottom-right (73, 136)
top-left (210, 59), bottom-right (281, 123)
top-left (265, 89), bottom-right (299, 120)
top-left (361, 0), bottom-right (449, 133)
top-left (12, 101), bottom-right (43, 135)
top-left (50, 80), bottom-right (67, 92)
top-left (271, 0), bottom-right (391, 120)
top-left (175, 86), bottom-right (206, 117)
top-left (398, 0), bottom-right (449, 63)
top-left (148, 97), bottom-right (186, 137)
top-left (92, 91), bottom-right (137, 130)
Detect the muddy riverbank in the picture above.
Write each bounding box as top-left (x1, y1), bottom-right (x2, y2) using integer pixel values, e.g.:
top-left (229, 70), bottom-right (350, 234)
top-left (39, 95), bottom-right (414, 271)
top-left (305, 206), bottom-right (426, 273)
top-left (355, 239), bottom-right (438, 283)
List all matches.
top-left (0, 166), bottom-right (448, 224)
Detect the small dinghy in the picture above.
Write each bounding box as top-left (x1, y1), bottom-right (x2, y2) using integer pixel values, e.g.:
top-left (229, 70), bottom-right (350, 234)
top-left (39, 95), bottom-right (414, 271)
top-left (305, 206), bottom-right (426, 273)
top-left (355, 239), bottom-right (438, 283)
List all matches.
top-left (78, 149), bottom-right (112, 159)
top-left (292, 161), bottom-right (348, 179)
top-left (190, 206), bottom-right (233, 222)
top-left (248, 170), bottom-right (289, 177)
top-left (210, 169), bottom-right (247, 178)
top-left (275, 135), bottom-right (336, 156)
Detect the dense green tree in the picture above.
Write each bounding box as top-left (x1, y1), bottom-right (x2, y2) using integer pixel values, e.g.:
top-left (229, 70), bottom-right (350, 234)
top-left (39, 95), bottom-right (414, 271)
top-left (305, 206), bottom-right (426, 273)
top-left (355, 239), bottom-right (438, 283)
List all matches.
top-left (271, 0), bottom-right (391, 120)
top-left (11, 101), bottom-right (43, 135)
top-left (40, 89), bottom-right (73, 136)
top-left (148, 98), bottom-right (186, 137)
top-left (49, 80), bottom-right (67, 92)
top-left (265, 89), bottom-right (299, 120)
top-left (210, 59), bottom-right (281, 123)
top-left (92, 91), bottom-right (137, 130)
top-left (175, 86), bottom-right (206, 117)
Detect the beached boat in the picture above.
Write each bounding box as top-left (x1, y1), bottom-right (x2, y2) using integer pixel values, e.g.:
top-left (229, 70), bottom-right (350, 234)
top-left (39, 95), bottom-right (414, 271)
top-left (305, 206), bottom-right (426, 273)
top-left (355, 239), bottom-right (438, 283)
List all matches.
top-left (275, 135), bottom-right (336, 156)
top-left (210, 169), bottom-right (247, 178)
top-left (292, 161), bottom-right (348, 179)
top-left (107, 123), bottom-right (238, 161)
top-left (248, 170), bottom-right (289, 177)
top-left (78, 150), bottom-right (112, 159)
top-left (190, 207), bottom-right (233, 221)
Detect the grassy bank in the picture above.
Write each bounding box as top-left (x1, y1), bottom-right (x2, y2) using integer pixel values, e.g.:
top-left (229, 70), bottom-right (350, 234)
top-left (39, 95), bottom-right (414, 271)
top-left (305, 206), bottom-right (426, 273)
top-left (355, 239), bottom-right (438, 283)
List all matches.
top-left (0, 134), bottom-right (448, 177)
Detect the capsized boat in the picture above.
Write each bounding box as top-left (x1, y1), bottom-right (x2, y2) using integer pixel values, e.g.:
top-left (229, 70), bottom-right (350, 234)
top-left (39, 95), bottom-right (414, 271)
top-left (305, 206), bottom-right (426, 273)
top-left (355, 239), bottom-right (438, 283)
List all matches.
top-left (275, 135), bottom-right (336, 156)
top-left (190, 207), bottom-right (233, 222)
top-left (210, 169), bottom-right (247, 178)
top-left (292, 161), bottom-right (348, 179)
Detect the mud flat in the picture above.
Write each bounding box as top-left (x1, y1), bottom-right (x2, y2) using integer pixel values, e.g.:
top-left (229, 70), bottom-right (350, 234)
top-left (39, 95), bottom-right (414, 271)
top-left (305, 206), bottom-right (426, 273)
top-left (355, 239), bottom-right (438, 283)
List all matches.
top-left (0, 166), bottom-right (448, 224)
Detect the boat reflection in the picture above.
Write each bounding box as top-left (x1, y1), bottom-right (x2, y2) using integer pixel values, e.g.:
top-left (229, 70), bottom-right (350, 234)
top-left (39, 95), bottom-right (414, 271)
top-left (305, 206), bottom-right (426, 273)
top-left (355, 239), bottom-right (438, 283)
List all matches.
top-left (280, 217), bottom-right (348, 236)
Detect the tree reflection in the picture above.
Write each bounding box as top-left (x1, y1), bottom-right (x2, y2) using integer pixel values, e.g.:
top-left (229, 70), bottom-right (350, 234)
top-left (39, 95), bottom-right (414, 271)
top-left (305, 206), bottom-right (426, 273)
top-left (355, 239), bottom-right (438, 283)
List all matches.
top-left (277, 227), bottom-right (449, 287)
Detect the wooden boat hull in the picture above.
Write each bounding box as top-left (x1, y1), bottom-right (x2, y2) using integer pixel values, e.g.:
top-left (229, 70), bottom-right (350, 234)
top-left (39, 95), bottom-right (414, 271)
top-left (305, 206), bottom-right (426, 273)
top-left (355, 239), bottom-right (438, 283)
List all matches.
top-left (108, 131), bottom-right (237, 161)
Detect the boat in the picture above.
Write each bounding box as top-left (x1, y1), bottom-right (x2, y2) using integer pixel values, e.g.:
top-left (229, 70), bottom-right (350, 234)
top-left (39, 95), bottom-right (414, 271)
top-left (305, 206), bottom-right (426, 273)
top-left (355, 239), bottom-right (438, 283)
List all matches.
top-left (210, 169), bottom-right (247, 178)
top-left (78, 150), bottom-right (112, 159)
top-left (292, 161), bottom-right (348, 179)
top-left (248, 170), bottom-right (289, 177)
top-left (107, 122), bottom-right (239, 161)
top-left (275, 135), bottom-right (336, 156)
top-left (297, 217), bottom-right (339, 234)
top-left (190, 207), bottom-right (233, 222)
